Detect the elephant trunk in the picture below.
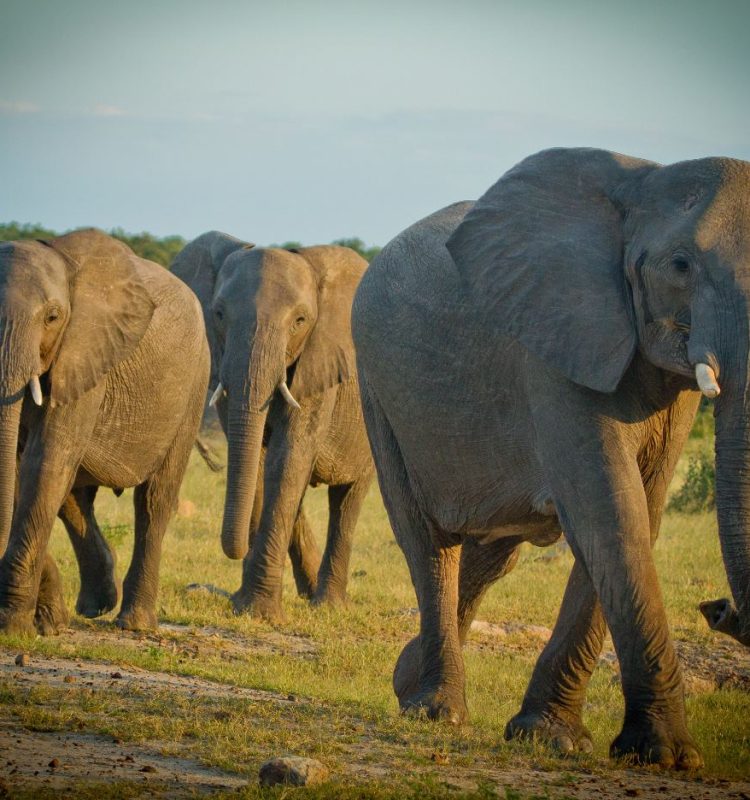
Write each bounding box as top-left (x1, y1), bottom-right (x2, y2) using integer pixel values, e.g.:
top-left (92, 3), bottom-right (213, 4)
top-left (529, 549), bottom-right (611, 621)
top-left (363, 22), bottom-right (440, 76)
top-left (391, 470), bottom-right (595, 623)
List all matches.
top-left (701, 292), bottom-right (750, 646)
top-left (0, 399), bottom-right (21, 556)
top-left (220, 323), bottom-right (285, 560)
top-left (0, 319), bottom-right (39, 556)
top-left (708, 399), bottom-right (750, 646)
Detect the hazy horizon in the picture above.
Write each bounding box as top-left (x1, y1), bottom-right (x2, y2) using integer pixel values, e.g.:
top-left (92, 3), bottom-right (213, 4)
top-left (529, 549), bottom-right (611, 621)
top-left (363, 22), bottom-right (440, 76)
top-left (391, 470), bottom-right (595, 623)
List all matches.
top-left (2, 0), bottom-right (748, 246)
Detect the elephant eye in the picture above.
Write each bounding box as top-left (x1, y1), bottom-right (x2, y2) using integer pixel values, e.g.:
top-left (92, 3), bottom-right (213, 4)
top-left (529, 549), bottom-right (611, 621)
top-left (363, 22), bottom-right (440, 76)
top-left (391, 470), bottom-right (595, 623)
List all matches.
top-left (635, 251), bottom-right (647, 270)
top-left (44, 308), bottom-right (61, 325)
top-left (672, 258), bottom-right (691, 274)
top-left (214, 308), bottom-right (224, 322)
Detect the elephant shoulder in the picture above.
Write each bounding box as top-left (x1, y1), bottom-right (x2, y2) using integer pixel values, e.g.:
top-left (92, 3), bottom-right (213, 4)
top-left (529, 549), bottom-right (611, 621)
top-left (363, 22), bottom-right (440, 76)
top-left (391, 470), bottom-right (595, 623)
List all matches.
top-left (133, 257), bottom-right (205, 331)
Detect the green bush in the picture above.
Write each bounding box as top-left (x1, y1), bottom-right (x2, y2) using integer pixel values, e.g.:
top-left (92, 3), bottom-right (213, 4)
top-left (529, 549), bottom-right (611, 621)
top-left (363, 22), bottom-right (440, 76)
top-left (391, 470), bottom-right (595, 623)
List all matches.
top-left (668, 452), bottom-right (715, 513)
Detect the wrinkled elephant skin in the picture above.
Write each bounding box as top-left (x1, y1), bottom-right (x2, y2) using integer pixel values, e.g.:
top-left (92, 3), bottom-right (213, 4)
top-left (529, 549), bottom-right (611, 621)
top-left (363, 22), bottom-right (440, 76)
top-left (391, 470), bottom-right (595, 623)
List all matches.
top-left (353, 148), bottom-right (750, 768)
top-left (172, 233), bottom-right (373, 621)
top-left (0, 229), bottom-right (209, 635)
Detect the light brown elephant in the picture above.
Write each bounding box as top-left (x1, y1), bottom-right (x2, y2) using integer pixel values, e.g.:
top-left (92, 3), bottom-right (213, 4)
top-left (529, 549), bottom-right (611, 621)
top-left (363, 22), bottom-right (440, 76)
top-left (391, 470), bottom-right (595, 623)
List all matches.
top-left (0, 229), bottom-right (209, 634)
top-left (172, 232), bottom-right (373, 621)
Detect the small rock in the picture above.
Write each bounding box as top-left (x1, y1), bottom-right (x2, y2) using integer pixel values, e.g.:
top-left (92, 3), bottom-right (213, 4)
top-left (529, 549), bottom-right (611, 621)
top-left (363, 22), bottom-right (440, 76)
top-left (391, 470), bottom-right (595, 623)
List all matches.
top-left (140, 765), bottom-right (157, 773)
top-left (259, 756), bottom-right (328, 787)
top-left (625, 790), bottom-right (640, 797)
top-left (110, 671), bottom-right (123, 679)
top-left (63, 675), bottom-right (76, 683)
top-left (48, 758), bottom-right (60, 769)
top-left (14, 653), bottom-right (30, 667)
top-left (430, 751), bottom-right (450, 765)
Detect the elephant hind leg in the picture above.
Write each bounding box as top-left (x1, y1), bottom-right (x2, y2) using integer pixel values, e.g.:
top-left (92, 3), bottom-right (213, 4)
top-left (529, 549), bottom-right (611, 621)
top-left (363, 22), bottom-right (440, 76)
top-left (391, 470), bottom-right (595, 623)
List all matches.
top-left (505, 558), bottom-right (604, 754)
top-left (394, 534), bottom-right (522, 707)
top-left (360, 376), bottom-right (466, 724)
top-left (313, 470), bottom-right (374, 607)
top-left (289, 508), bottom-right (321, 599)
top-left (59, 486), bottom-right (119, 618)
top-left (117, 397), bottom-right (203, 632)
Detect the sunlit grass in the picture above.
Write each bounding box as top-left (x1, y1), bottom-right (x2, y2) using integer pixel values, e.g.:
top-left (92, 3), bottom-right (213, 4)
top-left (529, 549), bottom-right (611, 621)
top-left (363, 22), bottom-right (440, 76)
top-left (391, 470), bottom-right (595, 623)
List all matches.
top-left (1, 416), bottom-right (749, 791)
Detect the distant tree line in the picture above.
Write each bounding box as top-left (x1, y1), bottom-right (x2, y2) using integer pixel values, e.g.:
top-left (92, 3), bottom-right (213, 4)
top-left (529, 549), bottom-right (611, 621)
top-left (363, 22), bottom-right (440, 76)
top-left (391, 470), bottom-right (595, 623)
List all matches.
top-left (276, 237), bottom-right (382, 263)
top-left (0, 223), bottom-right (381, 266)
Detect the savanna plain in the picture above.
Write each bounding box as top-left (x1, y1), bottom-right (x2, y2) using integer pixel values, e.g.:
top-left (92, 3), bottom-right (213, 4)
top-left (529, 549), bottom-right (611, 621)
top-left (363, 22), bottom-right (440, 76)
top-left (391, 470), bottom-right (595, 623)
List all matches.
top-left (1, 411), bottom-right (749, 799)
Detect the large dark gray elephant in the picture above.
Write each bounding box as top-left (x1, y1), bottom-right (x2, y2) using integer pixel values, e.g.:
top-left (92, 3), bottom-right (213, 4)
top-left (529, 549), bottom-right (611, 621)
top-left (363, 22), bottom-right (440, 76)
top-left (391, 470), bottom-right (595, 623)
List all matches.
top-left (0, 229), bottom-right (209, 634)
top-left (172, 232), bottom-right (373, 621)
top-left (352, 148), bottom-right (750, 769)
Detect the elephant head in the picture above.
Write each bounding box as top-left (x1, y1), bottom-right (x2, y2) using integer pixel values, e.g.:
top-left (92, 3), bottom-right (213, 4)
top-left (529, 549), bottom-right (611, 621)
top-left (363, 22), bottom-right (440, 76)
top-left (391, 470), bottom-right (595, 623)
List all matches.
top-left (0, 229), bottom-right (155, 553)
top-left (446, 148), bottom-right (750, 647)
top-left (172, 233), bottom-right (364, 560)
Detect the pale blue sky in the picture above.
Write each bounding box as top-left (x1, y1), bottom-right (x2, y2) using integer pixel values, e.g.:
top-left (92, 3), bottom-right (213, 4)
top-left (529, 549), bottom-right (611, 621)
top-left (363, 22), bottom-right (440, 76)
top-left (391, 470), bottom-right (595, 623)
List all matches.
top-left (1, 0), bottom-right (748, 245)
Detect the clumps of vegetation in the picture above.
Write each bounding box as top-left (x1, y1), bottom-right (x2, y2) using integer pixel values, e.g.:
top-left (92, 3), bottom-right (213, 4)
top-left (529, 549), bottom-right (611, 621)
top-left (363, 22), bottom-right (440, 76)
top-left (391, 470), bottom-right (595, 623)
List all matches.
top-left (669, 452), bottom-right (715, 513)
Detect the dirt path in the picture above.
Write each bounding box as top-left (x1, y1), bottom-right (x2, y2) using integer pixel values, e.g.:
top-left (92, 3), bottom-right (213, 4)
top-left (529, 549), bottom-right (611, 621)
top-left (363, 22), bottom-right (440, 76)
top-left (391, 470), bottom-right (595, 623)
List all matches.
top-left (1, 725), bottom-right (247, 796)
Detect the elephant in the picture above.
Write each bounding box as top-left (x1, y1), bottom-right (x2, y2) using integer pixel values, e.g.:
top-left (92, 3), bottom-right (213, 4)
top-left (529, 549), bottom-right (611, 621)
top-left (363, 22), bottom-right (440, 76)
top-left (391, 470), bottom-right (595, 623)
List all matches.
top-left (171, 232), bottom-right (373, 621)
top-left (0, 229), bottom-right (210, 634)
top-left (352, 147), bottom-right (750, 769)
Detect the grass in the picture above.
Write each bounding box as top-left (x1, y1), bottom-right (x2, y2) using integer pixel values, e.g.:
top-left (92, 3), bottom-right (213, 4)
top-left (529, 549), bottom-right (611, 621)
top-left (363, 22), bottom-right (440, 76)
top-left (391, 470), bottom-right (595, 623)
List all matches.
top-left (1, 412), bottom-right (749, 796)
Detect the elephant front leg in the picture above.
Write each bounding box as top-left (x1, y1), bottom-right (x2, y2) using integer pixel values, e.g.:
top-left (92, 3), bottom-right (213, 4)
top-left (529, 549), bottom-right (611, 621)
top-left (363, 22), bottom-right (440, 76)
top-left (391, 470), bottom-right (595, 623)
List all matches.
top-left (58, 487), bottom-right (119, 618)
top-left (313, 472), bottom-right (373, 606)
top-left (34, 552), bottom-right (70, 635)
top-left (393, 534), bottom-right (521, 706)
top-left (505, 558), bottom-right (604, 754)
top-left (232, 399), bottom-right (332, 622)
top-left (250, 450), bottom-right (322, 600)
top-left (534, 413), bottom-right (701, 767)
top-left (0, 465), bottom-right (81, 635)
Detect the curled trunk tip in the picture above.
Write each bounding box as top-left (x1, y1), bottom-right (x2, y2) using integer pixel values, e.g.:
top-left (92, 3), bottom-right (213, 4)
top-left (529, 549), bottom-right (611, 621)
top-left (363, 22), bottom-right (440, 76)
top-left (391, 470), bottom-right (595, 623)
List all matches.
top-left (699, 598), bottom-right (750, 647)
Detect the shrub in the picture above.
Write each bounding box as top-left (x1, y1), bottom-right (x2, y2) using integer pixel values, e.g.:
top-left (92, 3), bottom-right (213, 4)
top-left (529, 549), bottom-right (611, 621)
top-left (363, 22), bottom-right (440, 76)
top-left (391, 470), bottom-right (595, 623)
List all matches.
top-left (668, 452), bottom-right (715, 513)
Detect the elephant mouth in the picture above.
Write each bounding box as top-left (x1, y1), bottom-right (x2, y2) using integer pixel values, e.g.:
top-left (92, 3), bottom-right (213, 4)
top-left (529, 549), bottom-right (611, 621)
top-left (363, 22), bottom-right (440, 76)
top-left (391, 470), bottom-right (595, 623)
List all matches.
top-left (642, 318), bottom-right (693, 378)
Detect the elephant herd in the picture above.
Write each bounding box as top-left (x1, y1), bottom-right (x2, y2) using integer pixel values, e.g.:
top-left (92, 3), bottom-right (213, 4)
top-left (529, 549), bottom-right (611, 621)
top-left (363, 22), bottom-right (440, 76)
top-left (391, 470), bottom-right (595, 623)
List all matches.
top-left (1, 146), bottom-right (749, 770)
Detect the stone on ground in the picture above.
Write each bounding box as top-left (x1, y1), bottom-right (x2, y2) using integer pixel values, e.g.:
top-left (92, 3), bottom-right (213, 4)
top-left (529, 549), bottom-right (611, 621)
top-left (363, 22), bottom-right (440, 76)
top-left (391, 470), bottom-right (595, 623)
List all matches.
top-left (259, 755), bottom-right (328, 787)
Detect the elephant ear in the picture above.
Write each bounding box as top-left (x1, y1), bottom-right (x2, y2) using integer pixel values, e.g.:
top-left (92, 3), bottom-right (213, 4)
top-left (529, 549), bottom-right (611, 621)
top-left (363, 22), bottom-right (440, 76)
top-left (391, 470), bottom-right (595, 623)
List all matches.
top-left (42, 229), bottom-right (156, 406)
top-left (290, 246), bottom-right (368, 399)
top-left (171, 231), bottom-right (252, 386)
top-left (447, 148), bottom-right (656, 392)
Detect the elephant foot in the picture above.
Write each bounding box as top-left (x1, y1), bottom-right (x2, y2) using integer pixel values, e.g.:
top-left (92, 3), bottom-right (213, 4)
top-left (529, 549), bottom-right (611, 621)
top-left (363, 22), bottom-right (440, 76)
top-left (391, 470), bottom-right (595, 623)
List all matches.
top-left (610, 714), bottom-right (703, 770)
top-left (116, 605), bottom-right (158, 631)
top-left (400, 685), bottom-right (468, 725)
top-left (505, 708), bottom-right (593, 754)
top-left (0, 607), bottom-right (36, 636)
top-left (76, 579), bottom-right (120, 619)
top-left (34, 596), bottom-right (70, 636)
top-left (393, 636), bottom-right (421, 703)
top-left (231, 589), bottom-right (286, 623)
top-left (311, 584), bottom-right (347, 608)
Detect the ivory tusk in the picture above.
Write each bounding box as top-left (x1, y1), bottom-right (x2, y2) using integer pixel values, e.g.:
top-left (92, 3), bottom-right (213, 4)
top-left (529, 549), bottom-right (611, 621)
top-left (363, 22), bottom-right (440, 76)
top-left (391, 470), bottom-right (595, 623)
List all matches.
top-left (279, 381), bottom-right (301, 410)
top-left (695, 363), bottom-right (720, 399)
top-left (29, 375), bottom-right (43, 406)
top-left (208, 382), bottom-right (224, 407)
